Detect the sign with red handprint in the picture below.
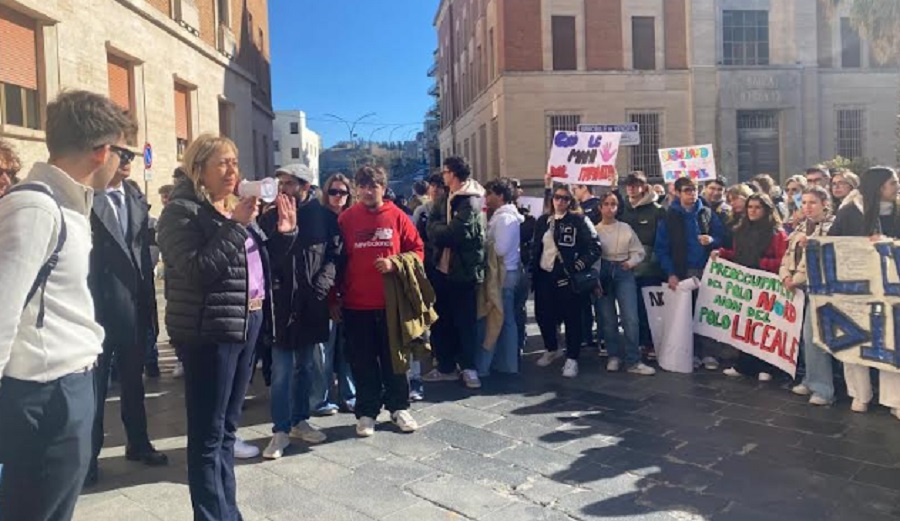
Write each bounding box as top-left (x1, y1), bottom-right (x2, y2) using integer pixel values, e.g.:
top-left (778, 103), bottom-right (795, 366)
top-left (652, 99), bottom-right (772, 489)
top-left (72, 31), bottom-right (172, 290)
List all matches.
top-left (546, 131), bottom-right (622, 186)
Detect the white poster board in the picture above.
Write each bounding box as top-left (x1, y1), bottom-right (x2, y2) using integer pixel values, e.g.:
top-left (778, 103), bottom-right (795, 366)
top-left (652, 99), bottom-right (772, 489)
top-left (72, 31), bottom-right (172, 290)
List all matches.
top-left (547, 131), bottom-right (622, 186)
top-left (658, 144), bottom-right (717, 183)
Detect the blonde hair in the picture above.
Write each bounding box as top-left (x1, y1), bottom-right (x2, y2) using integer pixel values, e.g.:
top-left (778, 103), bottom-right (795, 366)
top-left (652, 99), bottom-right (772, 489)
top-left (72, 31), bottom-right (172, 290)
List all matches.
top-left (181, 133), bottom-right (240, 210)
top-left (320, 173), bottom-right (355, 211)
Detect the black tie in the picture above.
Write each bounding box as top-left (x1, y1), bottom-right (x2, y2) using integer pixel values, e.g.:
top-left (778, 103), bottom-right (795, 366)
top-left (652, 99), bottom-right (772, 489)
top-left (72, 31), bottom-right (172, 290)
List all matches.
top-left (109, 191), bottom-right (128, 239)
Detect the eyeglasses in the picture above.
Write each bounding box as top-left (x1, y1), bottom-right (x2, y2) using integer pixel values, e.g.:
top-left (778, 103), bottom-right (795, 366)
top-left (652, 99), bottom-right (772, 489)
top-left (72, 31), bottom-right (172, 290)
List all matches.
top-left (95, 144), bottom-right (135, 164)
top-left (328, 188), bottom-right (350, 197)
top-left (553, 194), bottom-right (572, 202)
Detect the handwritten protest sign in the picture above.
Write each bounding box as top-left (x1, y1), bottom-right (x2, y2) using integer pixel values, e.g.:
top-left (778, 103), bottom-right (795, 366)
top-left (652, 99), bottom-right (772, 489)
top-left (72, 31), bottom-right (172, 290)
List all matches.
top-left (547, 131), bottom-right (621, 186)
top-left (658, 144), bottom-right (717, 183)
top-left (694, 257), bottom-right (804, 377)
top-left (807, 237), bottom-right (900, 373)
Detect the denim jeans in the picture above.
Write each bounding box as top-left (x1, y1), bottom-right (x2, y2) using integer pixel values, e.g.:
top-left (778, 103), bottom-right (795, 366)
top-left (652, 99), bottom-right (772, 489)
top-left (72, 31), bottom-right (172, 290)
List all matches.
top-left (476, 269), bottom-right (521, 376)
top-left (270, 343), bottom-right (317, 433)
top-left (800, 306), bottom-right (834, 401)
top-left (309, 321), bottom-right (356, 410)
top-left (601, 263), bottom-right (641, 367)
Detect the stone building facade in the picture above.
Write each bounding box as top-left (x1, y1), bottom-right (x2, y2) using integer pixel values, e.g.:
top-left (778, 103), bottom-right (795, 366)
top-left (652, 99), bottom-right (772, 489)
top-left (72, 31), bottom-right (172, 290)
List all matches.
top-left (0, 0), bottom-right (273, 209)
top-left (273, 110), bottom-right (322, 179)
top-left (435, 0), bottom-right (899, 187)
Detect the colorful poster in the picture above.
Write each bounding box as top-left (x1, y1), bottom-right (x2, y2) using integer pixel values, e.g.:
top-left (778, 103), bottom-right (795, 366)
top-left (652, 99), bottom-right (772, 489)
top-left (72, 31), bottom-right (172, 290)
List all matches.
top-left (658, 144), bottom-right (717, 183)
top-left (547, 131), bottom-right (622, 186)
top-left (807, 237), bottom-right (900, 373)
top-left (694, 257), bottom-right (805, 377)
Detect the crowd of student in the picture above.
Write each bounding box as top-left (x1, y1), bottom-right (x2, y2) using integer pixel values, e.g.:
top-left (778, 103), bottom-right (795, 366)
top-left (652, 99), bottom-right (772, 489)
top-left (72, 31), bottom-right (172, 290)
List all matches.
top-left (1, 90), bottom-right (899, 521)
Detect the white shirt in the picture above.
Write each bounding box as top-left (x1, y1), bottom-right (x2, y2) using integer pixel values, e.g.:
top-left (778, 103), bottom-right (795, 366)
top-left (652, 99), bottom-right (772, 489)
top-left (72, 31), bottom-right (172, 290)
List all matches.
top-left (0, 163), bottom-right (104, 382)
top-left (488, 204), bottom-right (523, 271)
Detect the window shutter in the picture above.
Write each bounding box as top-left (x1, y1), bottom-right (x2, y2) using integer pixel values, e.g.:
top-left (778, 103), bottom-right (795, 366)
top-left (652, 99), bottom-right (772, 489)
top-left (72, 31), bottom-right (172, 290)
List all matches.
top-left (174, 86), bottom-right (189, 140)
top-left (0, 6), bottom-right (38, 90)
top-left (107, 55), bottom-right (131, 110)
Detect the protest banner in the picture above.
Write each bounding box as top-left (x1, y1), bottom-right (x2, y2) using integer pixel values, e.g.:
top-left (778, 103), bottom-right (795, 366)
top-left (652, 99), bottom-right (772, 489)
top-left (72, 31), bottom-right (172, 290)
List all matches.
top-left (658, 144), bottom-right (717, 183)
top-left (547, 131), bottom-right (622, 186)
top-left (517, 196), bottom-right (544, 218)
top-left (644, 280), bottom-right (698, 374)
top-left (806, 237), bottom-right (900, 373)
top-left (694, 257), bottom-right (804, 377)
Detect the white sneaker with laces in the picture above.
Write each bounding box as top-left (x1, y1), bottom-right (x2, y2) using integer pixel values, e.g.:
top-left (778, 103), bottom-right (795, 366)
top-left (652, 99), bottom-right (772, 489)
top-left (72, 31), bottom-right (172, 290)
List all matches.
top-left (391, 410), bottom-right (418, 432)
top-left (627, 362), bottom-right (656, 376)
top-left (289, 421), bottom-right (327, 444)
top-left (234, 437), bottom-right (260, 459)
top-left (462, 369), bottom-right (482, 389)
top-left (791, 384), bottom-right (811, 396)
top-left (606, 357), bottom-right (621, 372)
top-left (356, 416), bottom-right (376, 437)
top-left (702, 357), bottom-right (719, 371)
top-left (851, 399), bottom-right (868, 413)
top-left (262, 432), bottom-right (290, 459)
top-left (758, 372), bottom-right (773, 382)
top-left (561, 359), bottom-right (579, 378)
top-left (537, 350), bottom-right (564, 367)
top-left (723, 367), bottom-right (741, 378)
top-left (171, 361), bottom-right (184, 378)
top-left (809, 395), bottom-right (831, 406)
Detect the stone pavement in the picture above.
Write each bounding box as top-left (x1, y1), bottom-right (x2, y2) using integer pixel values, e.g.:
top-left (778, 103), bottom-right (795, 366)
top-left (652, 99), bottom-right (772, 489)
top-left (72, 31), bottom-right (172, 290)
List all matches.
top-left (75, 338), bottom-right (900, 521)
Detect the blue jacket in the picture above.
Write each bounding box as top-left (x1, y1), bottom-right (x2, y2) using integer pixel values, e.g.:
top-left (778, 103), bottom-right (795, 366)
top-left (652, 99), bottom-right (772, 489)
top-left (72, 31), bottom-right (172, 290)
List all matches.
top-left (654, 198), bottom-right (724, 277)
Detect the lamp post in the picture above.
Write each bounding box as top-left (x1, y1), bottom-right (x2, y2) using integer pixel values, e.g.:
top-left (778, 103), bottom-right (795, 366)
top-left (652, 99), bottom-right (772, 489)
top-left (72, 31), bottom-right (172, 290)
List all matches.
top-left (325, 112), bottom-right (376, 147)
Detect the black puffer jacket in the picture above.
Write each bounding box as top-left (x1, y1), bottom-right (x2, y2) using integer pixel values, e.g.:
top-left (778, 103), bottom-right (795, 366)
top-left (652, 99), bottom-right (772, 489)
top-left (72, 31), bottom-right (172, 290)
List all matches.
top-left (157, 180), bottom-right (292, 345)
top-left (621, 190), bottom-right (666, 278)
top-left (530, 212), bottom-right (601, 283)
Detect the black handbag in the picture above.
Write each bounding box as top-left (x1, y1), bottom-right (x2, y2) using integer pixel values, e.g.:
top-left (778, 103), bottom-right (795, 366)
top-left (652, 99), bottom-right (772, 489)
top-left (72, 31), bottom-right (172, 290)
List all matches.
top-left (557, 251), bottom-right (599, 294)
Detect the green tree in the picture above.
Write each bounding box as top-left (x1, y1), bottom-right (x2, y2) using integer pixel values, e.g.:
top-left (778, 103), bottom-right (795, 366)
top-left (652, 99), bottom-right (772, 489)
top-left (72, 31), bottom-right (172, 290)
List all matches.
top-left (823, 0), bottom-right (900, 164)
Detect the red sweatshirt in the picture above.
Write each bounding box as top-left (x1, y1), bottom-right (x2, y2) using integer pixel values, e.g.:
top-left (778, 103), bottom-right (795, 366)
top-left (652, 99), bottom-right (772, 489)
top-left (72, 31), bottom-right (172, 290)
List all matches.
top-left (338, 201), bottom-right (424, 310)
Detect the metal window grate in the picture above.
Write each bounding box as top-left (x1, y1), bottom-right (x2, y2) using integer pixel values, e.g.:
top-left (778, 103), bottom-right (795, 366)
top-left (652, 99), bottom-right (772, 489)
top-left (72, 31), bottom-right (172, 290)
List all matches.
top-left (836, 108), bottom-right (865, 159)
top-left (628, 112), bottom-right (661, 180)
top-left (722, 10), bottom-right (769, 66)
top-left (547, 114), bottom-right (582, 145)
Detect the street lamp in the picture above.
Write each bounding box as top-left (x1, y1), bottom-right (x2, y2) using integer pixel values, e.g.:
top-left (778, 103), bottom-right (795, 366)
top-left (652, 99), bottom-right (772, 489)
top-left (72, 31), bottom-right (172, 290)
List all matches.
top-left (325, 112), bottom-right (376, 146)
top-left (368, 125), bottom-right (388, 146)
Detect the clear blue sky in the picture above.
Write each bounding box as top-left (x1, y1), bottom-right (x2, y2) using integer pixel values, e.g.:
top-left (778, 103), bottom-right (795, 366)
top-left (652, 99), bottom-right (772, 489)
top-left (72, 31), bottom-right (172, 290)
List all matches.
top-left (269, 0), bottom-right (438, 148)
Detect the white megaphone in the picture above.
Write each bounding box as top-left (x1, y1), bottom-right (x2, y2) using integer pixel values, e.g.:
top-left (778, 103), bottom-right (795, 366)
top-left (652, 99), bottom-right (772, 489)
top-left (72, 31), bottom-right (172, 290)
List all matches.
top-left (238, 178), bottom-right (278, 203)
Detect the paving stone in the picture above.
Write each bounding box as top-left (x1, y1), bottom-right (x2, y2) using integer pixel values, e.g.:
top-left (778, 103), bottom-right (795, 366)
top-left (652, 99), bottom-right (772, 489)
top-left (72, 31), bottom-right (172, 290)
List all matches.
top-left (421, 419), bottom-right (519, 454)
top-left (494, 443), bottom-right (580, 475)
top-left (512, 476), bottom-right (580, 505)
top-left (306, 473), bottom-right (420, 518)
top-left (354, 455), bottom-right (438, 486)
top-left (422, 448), bottom-right (533, 489)
top-left (481, 501), bottom-right (577, 521)
top-left (266, 493), bottom-right (375, 521)
top-left (554, 488), bottom-right (668, 520)
top-left (358, 429), bottom-right (451, 460)
top-left (852, 463), bottom-right (900, 492)
top-left (768, 412), bottom-right (849, 436)
top-left (636, 484), bottom-right (730, 517)
top-left (382, 500), bottom-right (471, 520)
top-left (420, 402), bottom-right (505, 427)
top-left (480, 416), bottom-right (579, 449)
top-left (405, 474), bottom-right (515, 519)
top-left (746, 442), bottom-right (863, 480)
top-left (308, 437), bottom-right (390, 468)
top-left (261, 453), bottom-right (352, 482)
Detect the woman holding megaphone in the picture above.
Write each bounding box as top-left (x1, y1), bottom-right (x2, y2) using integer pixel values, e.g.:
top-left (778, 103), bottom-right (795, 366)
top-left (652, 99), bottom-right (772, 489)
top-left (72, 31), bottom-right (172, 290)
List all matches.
top-left (157, 133), bottom-right (296, 521)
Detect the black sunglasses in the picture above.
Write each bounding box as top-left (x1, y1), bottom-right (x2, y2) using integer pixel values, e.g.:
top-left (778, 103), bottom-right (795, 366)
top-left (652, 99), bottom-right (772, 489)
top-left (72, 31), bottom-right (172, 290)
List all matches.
top-left (328, 188), bottom-right (350, 197)
top-left (95, 144), bottom-right (135, 164)
top-left (553, 194), bottom-right (572, 202)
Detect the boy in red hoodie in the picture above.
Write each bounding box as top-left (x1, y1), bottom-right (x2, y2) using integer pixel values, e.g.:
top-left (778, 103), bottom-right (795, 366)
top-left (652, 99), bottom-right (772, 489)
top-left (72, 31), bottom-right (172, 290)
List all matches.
top-left (338, 166), bottom-right (424, 437)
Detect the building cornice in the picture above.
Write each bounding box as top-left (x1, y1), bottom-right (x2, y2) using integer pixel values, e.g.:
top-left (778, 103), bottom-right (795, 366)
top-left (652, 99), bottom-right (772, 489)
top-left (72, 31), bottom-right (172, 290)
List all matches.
top-left (434, 0), bottom-right (449, 27)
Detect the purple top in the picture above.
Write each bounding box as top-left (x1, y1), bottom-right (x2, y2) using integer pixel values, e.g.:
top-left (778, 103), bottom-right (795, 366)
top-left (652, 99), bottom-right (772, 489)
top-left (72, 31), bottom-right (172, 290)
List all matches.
top-left (245, 234), bottom-right (265, 301)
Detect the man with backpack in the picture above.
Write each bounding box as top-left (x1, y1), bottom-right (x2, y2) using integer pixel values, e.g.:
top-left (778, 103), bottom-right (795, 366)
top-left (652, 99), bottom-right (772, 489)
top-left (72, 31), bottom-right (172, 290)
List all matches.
top-left (0, 90), bottom-right (137, 521)
top-left (654, 176), bottom-right (725, 370)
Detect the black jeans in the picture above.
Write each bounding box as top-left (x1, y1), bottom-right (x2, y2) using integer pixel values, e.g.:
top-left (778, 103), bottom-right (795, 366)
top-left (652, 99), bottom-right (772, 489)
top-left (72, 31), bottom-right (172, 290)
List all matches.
top-left (431, 273), bottom-right (478, 373)
top-left (92, 338), bottom-right (152, 469)
top-left (0, 369), bottom-right (95, 521)
top-left (183, 310), bottom-right (261, 521)
top-left (534, 270), bottom-right (586, 360)
top-left (343, 309), bottom-right (410, 420)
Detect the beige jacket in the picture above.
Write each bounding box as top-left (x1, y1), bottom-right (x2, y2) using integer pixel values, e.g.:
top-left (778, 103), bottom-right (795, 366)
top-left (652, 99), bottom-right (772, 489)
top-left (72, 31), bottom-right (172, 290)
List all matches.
top-left (778, 215), bottom-right (835, 285)
top-left (477, 242), bottom-right (505, 350)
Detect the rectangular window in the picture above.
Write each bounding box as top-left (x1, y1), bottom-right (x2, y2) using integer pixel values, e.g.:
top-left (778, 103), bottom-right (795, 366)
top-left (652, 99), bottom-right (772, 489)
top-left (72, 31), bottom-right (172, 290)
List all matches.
top-left (489, 28), bottom-right (496, 80)
top-left (263, 135), bottom-right (269, 176)
top-left (836, 108), bottom-right (865, 159)
top-left (470, 132), bottom-right (478, 176)
top-left (490, 118), bottom-right (500, 177)
top-left (274, 139), bottom-right (280, 152)
top-left (628, 112), bottom-right (662, 180)
top-left (0, 5), bottom-right (41, 130)
top-left (174, 83), bottom-right (192, 159)
top-left (291, 147), bottom-right (300, 159)
top-left (479, 124), bottom-right (488, 179)
top-left (217, 0), bottom-right (231, 27)
top-left (547, 114), bottom-right (581, 145)
top-left (463, 138), bottom-right (470, 166)
top-left (107, 54), bottom-right (133, 112)
top-left (218, 100), bottom-right (233, 138)
top-left (841, 17), bottom-right (862, 68)
top-left (290, 121), bottom-right (299, 134)
top-left (258, 28), bottom-right (264, 49)
top-left (632, 17), bottom-right (656, 70)
top-left (722, 10), bottom-right (769, 66)
top-left (551, 16), bottom-right (577, 71)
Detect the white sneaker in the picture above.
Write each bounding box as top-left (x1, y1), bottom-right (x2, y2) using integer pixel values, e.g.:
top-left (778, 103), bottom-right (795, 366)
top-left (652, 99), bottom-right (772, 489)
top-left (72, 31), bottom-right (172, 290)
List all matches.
top-left (289, 421), bottom-right (326, 444)
top-left (234, 437), bottom-right (260, 459)
top-left (723, 367), bottom-right (741, 378)
top-left (391, 410), bottom-right (418, 432)
top-left (171, 361), bottom-right (184, 378)
top-left (537, 350), bottom-right (564, 367)
top-left (422, 368), bottom-right (459, 382)
top-left (606, 357), bottom-right (621, 372)
top-left (262, 432), bottom-right (291, 459)
top-left (791, 384), bottom-right (811, 396)
top-left (851, 399), bottom-right (869, 413)
top-left (758, 372), bottom-right (773, 382)
top-left (461, 369), bottom-right (482, 389)
top-left (627, 362), bottom-right (656, 376)
top-left (561, 359), bottom-right (579, 378)
top-left (809, 395), bottom-right (832, 406)
top-left (356, 416), bottom-right (376, 437)
top-left (702, 357), bottom-right (719, 371)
